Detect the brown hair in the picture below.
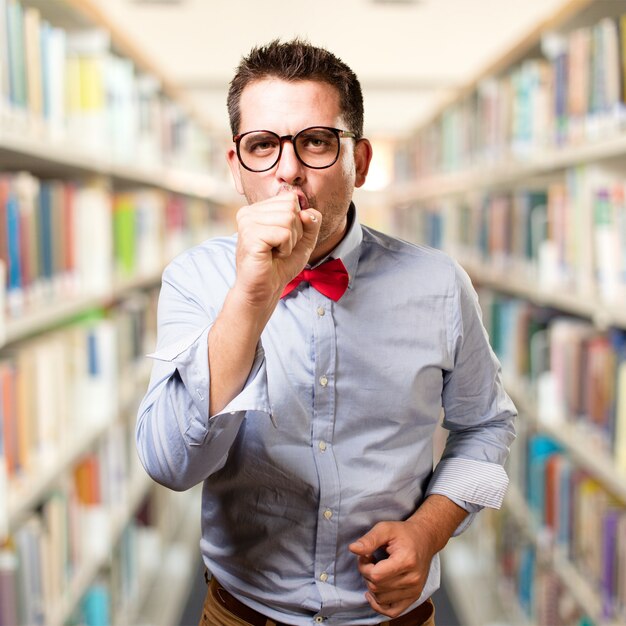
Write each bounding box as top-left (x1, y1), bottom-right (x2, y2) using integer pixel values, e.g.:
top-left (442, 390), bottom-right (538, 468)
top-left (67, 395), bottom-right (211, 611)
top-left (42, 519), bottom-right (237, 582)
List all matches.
top-left (227, 38), bottom-right (364, 138)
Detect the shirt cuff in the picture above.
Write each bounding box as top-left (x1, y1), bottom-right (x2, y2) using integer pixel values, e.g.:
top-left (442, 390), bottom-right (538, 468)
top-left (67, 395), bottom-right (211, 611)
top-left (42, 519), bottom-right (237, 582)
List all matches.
top-left (425, 457), bottom-right (509, 509)
top-left (146, 325), bottom-right (212, 445)
top-left (147, 326), bottom-right (271, 427)
top-left (215, 342), bottom-right (271, 419)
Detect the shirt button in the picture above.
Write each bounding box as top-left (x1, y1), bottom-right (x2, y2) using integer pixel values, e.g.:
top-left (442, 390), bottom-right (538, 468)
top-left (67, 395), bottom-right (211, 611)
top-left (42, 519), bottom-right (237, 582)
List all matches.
top-left (316, 306), bottom-right (325, 317)
top-left (318, 441), bottom-right (327, 452)
top-left (323, 509), bottom-right (333, 520)
top-left (319, 572), bottom-right (328, 582)
top-left (319, 375), bottom-right (328, 387)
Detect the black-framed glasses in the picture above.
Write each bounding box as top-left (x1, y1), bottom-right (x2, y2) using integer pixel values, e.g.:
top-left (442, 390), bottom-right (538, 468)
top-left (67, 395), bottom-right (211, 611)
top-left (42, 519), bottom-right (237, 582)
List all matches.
top-left (233, 126), bottom-right (357, 172)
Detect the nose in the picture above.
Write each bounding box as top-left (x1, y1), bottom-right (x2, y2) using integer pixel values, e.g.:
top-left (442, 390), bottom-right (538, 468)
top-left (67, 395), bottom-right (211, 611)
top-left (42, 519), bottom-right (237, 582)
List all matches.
top-left (275, 139), bottom-right (305, 185)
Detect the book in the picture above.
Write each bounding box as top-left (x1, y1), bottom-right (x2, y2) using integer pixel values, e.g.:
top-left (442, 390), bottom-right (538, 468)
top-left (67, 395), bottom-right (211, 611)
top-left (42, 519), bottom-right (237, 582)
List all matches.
top-left (73, 182), bottom-right (112, 296)
top-left (65, 28), bottom-right (110, 151)
top-left (0, 361), bottom-right (16, 478)
top-left (0, 545), bottom-right (18, 626)
top-left (5, 0), bottom-right (26, 110)
top-left (42, 22), bottom-right (66, 139)
top-left (23, 5), bottom-right (42, 121)
top-left (593, 186), bottom-right (622, 302)
top-left (614, 360), bottom-right (626, 474)
top-left (0, 0), bottom-right (9, 113)
top-left (5, 177), bottom-right (23, 315)
top-left (601, 509), bottom-right (621, 619)
top-left (568, 27), bottom-right (591, 144)
top-left (0, 370), bottom-right (6, 537)
top-left (14, 515), bottom-right (45, 625)
top-left (81, 580), bottom-right (110, 626)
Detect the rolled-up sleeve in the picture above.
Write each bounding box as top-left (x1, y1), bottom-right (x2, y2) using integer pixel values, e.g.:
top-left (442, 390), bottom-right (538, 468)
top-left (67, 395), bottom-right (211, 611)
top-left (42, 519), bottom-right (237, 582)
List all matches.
top-left (426, 262), bottom-right (517, 530)
top-left (135, 246), bottom-right (271, 491)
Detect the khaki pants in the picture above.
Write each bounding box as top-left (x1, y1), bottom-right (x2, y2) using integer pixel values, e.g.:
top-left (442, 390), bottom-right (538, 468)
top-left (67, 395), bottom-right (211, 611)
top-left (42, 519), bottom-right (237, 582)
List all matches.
top-left (199, 577), bottom-right (436, 626)
top-left (199, 578), bottom-right (283, 626)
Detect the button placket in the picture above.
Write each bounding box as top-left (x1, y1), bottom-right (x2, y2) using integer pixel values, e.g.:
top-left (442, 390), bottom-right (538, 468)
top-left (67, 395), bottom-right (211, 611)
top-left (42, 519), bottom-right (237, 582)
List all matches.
top-left (310, 292), bottom-right (341, 609)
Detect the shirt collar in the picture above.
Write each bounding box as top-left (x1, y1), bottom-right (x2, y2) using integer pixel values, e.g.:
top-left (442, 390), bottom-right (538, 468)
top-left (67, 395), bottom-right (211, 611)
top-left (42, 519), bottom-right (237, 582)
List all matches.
top-left (309, 202), bottom-right (362, 289)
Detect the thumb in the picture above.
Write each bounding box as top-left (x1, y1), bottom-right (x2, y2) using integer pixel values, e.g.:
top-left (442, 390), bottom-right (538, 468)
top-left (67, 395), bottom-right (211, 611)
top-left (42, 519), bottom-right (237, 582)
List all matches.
top-left (349, 522), bottom-right (391, 556)
top-left (299, 208), bottom-right (322, 248)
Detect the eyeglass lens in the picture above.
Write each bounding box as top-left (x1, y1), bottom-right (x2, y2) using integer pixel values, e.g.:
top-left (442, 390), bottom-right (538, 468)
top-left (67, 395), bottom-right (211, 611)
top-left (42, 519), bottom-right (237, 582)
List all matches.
top-left (239, 127), bottom-right (340, 171)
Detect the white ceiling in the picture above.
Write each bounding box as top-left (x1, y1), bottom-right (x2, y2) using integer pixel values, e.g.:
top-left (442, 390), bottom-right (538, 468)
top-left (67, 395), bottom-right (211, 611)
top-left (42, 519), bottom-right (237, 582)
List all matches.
top-left (92, 0), bottom-right (571, 138)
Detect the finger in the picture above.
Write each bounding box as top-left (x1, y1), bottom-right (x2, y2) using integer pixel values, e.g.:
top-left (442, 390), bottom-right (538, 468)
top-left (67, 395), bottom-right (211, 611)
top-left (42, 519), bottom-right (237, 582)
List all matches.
top-left (249, 225), bottom-right (296, 257)
top-left (367, 584), bottom-right (419, 606)
top-left (298, 209), bottom-right (321, 249)
top-left (349, 522), bottom-right (394, 557)
top-left (356, 555), bottom-right (377, 580)
top-left (363, 568), bottom-right (408, 590)
top-left (238, 206), bottom-right (302, 230)
top-left (241, 210), bottom-right (303, 251)
top-left (364, 592), bottom-right (414, 619)
top-left (261, 190), bottom-right (301, 209)
top-left (252, 213), bottom-right (302, 252)
top-left (367, 554), bottom-right (410, 580)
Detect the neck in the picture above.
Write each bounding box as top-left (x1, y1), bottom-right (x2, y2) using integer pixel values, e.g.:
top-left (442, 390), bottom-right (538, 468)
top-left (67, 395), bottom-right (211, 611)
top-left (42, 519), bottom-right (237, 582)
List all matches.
top-left (309, 202), bottom-right (355, 264)
top-left (309, 218), bottom-right (348, 265)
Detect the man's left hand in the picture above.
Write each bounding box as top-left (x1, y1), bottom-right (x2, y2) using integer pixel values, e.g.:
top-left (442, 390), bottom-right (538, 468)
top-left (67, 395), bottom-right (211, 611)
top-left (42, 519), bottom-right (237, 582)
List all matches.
top-left (348, 495), bottom-right (468, 618)
top-left (348, 519), bottom-right (433, 618)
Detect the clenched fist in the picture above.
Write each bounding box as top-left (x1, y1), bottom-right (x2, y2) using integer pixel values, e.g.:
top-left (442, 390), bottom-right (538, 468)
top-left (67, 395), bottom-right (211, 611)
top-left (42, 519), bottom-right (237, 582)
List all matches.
top-left (234, 189), bottom-right (322, 307)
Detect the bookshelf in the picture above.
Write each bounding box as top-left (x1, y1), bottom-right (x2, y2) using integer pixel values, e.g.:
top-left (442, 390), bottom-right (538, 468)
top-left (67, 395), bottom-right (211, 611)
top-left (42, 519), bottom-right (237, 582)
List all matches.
top-left (507, 378), bottom-right (626, 504)
top-left (0, 1), bottom-right (231, 624)
top-left (503, 484), bottom-right (611, 626)
top-left (440, 533), bottom-right (522, 626)
top-left (391, 0), bottom-right (626, 625)
top-left (0, 125), bottom-right (234, 201)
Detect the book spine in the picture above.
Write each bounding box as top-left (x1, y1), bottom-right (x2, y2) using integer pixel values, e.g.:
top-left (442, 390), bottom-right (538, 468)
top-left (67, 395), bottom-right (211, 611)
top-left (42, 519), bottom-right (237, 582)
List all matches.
top-left (0, 546), bottom-right (18, 626)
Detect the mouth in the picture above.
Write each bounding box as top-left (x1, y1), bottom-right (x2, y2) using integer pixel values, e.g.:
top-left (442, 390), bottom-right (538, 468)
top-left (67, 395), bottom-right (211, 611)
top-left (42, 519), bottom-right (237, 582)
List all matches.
top-left (295, 192), bottom-right (309, 211)
top-left (279, 185), bottom-right (309, 211)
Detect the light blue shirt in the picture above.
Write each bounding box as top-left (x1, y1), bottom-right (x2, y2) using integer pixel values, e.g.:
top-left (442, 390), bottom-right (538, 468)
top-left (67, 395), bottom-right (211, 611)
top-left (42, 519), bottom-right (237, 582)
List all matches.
top-left (136, 205), bottom-right (516, 625)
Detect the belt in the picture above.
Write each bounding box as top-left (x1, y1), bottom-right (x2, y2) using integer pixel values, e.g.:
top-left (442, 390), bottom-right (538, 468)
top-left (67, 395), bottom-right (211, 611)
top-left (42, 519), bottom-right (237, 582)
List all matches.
top-left (209, 577), bottom-right (435, 626)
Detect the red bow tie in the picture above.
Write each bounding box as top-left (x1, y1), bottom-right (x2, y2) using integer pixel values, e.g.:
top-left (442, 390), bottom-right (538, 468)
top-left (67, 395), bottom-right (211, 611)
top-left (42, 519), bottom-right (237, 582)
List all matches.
top-left (281, 258), bottom-right (349, 301)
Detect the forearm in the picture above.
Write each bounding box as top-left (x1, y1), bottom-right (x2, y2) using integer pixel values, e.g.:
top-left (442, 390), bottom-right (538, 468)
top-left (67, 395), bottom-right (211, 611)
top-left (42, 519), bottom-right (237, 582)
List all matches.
top-left (406, 494), bottom-right (468, 555)
top-left (209, 194), bottom-right (321, 415)
top-left (208, 285), bottom-right (278, 415)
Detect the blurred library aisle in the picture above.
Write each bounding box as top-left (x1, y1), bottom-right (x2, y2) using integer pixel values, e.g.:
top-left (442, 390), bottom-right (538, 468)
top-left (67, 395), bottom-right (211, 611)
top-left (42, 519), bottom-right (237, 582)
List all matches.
top-left (2, 0), bottom-right (626, 625)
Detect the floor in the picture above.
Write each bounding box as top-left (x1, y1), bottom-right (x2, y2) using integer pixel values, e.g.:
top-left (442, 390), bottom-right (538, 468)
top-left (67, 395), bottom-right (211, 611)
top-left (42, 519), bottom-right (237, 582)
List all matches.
top-left (178, 559), bottom-right (461, 626)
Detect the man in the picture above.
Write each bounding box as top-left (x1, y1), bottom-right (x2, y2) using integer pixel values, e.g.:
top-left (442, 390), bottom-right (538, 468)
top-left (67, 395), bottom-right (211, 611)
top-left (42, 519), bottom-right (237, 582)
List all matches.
top-left (136, 39), bottom-right (516, 626)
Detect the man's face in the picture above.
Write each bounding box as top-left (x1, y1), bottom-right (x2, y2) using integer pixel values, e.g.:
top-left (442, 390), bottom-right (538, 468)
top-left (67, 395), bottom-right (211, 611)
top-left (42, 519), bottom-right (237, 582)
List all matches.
top-left (227, 78), bottom-right (371, 256)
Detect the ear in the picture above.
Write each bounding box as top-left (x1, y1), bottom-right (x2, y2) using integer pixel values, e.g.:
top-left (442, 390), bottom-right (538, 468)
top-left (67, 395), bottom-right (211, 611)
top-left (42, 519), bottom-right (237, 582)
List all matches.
top-left (226, 147), bottom-right (245, 195)
top-left (353, 138), bottom-right (373, 188)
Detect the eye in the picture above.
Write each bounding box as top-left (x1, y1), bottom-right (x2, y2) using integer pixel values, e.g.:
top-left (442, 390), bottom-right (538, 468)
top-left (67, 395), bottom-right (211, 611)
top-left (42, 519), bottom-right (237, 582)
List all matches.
top-left (306, 137), bottom-right (327, 147)
top-left (251, 140), bottom-right (275, 152)
top-left (242, 134), bottom-right (279, 154)
top-left (299, 130), bottom-right (335, 151)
